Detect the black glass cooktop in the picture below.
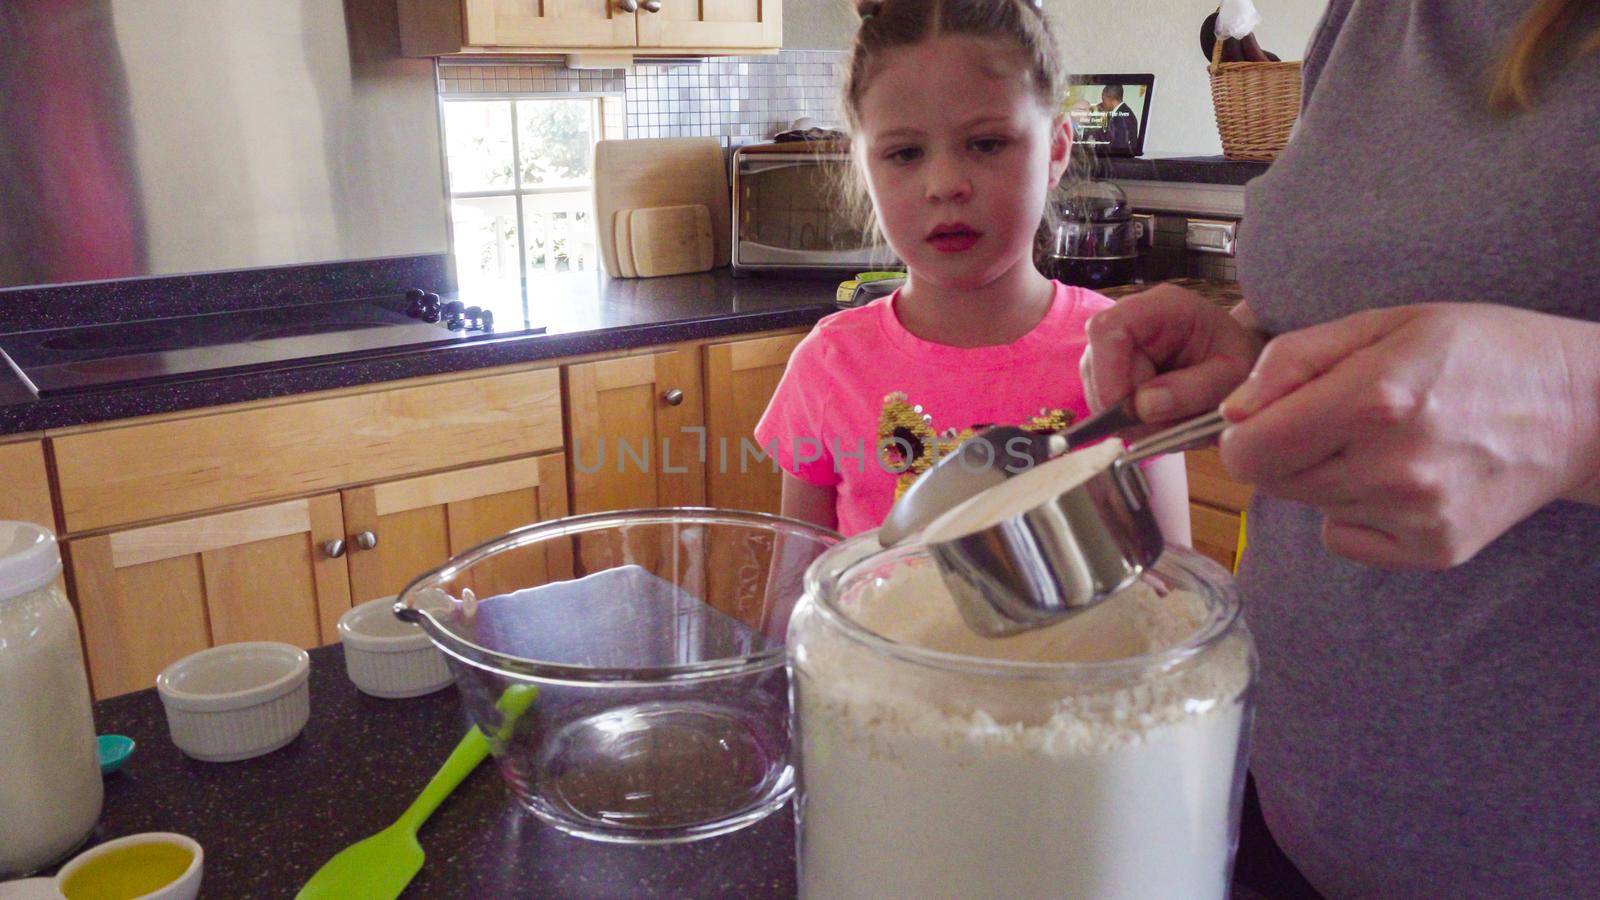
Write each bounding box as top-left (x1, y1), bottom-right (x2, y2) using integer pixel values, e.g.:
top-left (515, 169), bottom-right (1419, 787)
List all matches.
top-left (0, 289), bottom-right (546, 398)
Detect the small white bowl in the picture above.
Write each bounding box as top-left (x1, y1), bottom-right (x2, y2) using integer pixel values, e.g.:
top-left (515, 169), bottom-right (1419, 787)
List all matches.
top-left (156, 642), bottom-right (309, 763)
top-left (338, 597), bottom-right (453, 699)
top-left (52, 832), bottom-right (202, 900)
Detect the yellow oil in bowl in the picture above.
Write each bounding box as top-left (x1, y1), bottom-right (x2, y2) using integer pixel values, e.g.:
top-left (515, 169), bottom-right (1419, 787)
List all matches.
top-left (60, 841), bottom-right (193, 900)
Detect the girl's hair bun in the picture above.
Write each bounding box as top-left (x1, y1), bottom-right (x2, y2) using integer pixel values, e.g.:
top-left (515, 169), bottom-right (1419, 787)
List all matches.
top-left (857, 0), bottom-right (883, 19)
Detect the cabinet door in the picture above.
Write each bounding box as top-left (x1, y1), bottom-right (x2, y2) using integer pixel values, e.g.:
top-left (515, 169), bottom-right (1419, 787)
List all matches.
top-left (342, 453), bottom-right (571, 604)
top-left (635, 0), bottom-right (781, 49)
top-left (464, 0), bottom-right (638, 49)
top-left (1190, 502), bottom-right (1243, 572)
top-left (0, 440), bottom-right (57, 532)
top-left (67, 495), bottom-right (351, 698)
top-left (1186, 447), bottom-right (1253, 513)
top-left (703, 332), bottom-right (803, 515)
top-left (567, 349), bottom-right (706, 513)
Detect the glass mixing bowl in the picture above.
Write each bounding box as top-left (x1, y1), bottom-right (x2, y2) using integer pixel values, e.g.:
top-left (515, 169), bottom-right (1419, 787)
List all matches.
top-left (398, 508), bottom-right (840, 844)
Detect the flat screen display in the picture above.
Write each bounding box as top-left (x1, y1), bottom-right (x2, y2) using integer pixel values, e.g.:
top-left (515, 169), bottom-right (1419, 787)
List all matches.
top-left (1063, 74), bottom-right (1154, 157)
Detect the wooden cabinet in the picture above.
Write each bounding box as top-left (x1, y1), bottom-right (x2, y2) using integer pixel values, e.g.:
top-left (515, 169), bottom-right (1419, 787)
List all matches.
top-left (45, 329), bottom-right (812, 697)
top-left (51, 368), bottom-right (562, 534)
top-left (702, 331), bottom-right (802, 515)
top-left (1186, 447), bottom-right (1252, 571)
top-left (397, 0), bottom-right (781, 56)
top-left (636, 0), bottom-right (782, 50)
top-left (566, 347), bottom-right (706, 513)
top-left (67, 495), bottom-right (352, 698)
top-left (0, 439), bottom-right (57, 532)
top-left (342, 453), bottom-right (569, 604)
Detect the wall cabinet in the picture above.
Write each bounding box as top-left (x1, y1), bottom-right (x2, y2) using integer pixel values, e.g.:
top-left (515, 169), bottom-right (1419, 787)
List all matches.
top-left (636, 0), bottom-right (782, 50)
top-left (397, 0), bottom-right (782, 57)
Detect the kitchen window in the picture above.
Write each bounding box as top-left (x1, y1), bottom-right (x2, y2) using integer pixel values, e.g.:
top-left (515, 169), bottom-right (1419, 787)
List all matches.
top-left (441, 94), bottom-right (622, 304)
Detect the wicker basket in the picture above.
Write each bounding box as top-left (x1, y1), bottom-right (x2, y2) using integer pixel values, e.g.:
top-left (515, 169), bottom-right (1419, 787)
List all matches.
top-left (1209, 39), bottom-right (1303, 161)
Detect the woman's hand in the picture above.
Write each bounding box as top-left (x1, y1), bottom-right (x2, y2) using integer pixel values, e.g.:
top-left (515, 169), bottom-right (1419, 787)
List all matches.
top-left (1220, 303), bottom-right (1600, 569)
top-left (1081, 283), bottom-right (1265, 422)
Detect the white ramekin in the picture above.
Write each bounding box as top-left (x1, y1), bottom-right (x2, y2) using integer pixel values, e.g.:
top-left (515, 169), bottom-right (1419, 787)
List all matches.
top-left (337, 596), bottom-right (453, 699)
top-left (52, 832), bottom-right (203, 900)
top-left (156, 642), bottom-right (310, 763)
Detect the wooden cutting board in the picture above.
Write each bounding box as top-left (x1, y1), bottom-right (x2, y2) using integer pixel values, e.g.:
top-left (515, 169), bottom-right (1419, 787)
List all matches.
top-left (628, 205), bottom-right (715, 277)
top-left (614, 210), bottom-right (637, 278)
top-left (593, 137), bottom-right (730, 278)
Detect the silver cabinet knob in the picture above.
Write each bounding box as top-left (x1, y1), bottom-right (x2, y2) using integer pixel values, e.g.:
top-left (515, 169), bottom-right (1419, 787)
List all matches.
top-left (617, 0), bottom-right (639, 10)
top-left (355, 531), bottom-right (378, 551)
top-left (641, 0), bottom-right (661, 11)
top-left (662, 388), bottom-right (685, 406)
top-left (322, 538), bottom-right (346, 559)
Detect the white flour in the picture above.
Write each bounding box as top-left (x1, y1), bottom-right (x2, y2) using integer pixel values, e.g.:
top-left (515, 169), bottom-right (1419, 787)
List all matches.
top-left (922, 438), bottom-right (1125, 542)
top-left (793, 558), bottom-right (1252, 899)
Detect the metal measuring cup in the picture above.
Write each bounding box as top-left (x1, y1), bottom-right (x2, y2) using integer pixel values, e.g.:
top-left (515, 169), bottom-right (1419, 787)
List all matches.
top-left (924, 410), bottom-right (1229, 637)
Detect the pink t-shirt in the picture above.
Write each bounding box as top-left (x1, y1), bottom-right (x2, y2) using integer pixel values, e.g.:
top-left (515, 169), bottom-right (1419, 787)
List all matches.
top-left (754, 281), bottom-right (1114, 536)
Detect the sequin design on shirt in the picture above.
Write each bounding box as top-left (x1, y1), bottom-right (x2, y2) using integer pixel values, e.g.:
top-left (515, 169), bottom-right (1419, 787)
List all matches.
top-left (876, 392), bottom-right (1075, 499)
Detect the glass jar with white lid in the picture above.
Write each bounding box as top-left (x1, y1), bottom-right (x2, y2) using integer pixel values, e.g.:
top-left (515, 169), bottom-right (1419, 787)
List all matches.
top-left (0, 522), bottom-right (103, 876)
top-left (788, 535), bottom-right (1256, 900)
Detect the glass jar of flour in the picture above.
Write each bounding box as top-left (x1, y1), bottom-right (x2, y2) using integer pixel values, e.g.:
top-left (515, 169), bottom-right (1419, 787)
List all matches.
top-left (788, 534), bottom-right (1256, 900)
top-left (0, 522), bottom-right (103, 876)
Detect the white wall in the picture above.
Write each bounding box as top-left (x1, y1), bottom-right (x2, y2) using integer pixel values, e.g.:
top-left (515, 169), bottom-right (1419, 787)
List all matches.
top-left (784, 0), bottom-right (1330, 156)
top-left (1049, 0), bottom-right (1326, 155)
top-left (785, 0), bottom-right (857, 50)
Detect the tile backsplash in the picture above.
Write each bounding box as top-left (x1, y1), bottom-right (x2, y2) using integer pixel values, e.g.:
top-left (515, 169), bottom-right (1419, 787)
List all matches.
top-left (438, 53), bottom-right (1239, 284)
top-left (1140, 213), bottom-right (1238, 283)
top-left (440, 50), bottom-right (847, 149)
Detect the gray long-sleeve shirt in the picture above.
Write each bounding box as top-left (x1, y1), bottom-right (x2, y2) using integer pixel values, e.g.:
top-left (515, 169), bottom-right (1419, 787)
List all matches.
top-left (1236, 2), bottom-right (1600, 896)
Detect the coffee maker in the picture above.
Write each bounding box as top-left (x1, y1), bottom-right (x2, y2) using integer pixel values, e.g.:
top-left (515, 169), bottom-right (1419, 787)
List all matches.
top-left (1043, 178), bottom-right (1141, 290)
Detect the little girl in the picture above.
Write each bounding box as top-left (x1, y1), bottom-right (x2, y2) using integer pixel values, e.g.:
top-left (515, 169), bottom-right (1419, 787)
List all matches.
top-left (755, 0), bottom-right (1190, 540)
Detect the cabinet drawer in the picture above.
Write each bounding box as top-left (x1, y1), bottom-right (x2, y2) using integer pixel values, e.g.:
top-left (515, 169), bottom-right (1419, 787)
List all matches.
top-left (1186, 447), bottom-right (1253, 514)
top-left (53, 368), bottom-right (563, 533)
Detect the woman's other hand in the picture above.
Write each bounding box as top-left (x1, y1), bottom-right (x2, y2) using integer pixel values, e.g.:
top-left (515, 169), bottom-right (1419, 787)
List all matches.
top-left (1081, 283), bottom-right (1265, 422)
top-left (1220, 303), bottom-right (1600, 569)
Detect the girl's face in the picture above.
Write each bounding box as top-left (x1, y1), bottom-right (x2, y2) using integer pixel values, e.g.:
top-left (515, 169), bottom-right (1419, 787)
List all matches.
top-left (855, 35), bottom-right (1069, 292)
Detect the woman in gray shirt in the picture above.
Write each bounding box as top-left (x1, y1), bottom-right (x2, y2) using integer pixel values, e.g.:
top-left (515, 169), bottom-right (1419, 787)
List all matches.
top-left (1082, 1), bottom-right (1599, 895)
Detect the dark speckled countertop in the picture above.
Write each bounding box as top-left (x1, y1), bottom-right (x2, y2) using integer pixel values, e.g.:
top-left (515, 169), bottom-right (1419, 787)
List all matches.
top-left (1101, 155), bottom-right (1269, 186)
top-left (0, 273), bottom-right (1244, 438)
top-left (72, 646), bottom-right (1294, 899)
top-left (79, 645), bottom-right (795, 898)
top-left (0, 270), bottom-right (838, 437)
top-left (1102, 277), bottom-right (1244, 308)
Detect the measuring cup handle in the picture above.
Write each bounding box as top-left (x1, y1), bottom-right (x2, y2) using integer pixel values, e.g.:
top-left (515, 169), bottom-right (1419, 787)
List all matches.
top-left (1122, 409), bottom-right (1230, 464)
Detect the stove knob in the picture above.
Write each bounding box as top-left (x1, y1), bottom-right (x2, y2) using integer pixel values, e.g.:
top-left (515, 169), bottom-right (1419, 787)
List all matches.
top-left (421, 307), bottom-right (441, 324)
top-left (464, 306), bottom-right (483, 323)
top-left (445, 317), bottom-right (465, 331)
top-left (443, 300), bottom-right (465, 318)
top-left (406, 288), bottom-right (426, 303)
top-left (479, 309), bottom-right (494, 331)
top-left (423, 291), bottom-right (441, 310)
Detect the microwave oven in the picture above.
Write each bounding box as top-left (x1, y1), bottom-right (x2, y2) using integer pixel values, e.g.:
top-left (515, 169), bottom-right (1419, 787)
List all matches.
top-left (731, 142), bottom-right (899, 275)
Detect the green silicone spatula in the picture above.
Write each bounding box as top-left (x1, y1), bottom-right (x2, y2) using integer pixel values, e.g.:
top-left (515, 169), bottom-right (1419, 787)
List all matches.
top-left (296, 684), bottom-right (539, 900)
